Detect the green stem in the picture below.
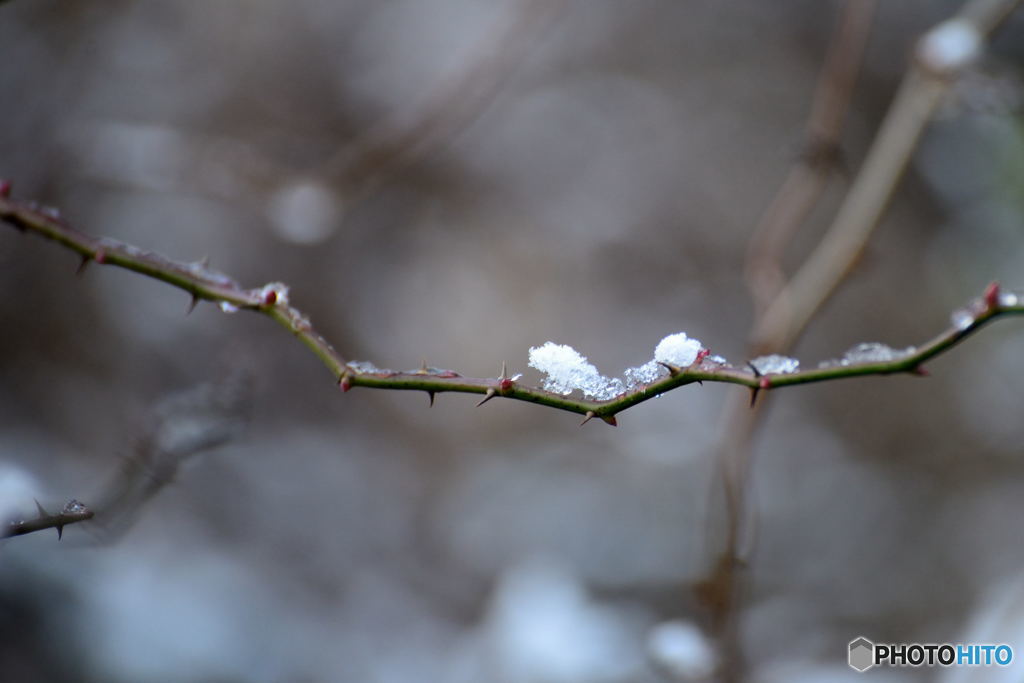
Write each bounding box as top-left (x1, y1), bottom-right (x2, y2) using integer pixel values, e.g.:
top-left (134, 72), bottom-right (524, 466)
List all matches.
top-left (3, 196), bottom-right (1020, 423)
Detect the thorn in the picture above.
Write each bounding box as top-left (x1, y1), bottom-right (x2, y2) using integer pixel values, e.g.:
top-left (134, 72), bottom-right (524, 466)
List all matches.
top-left (186, 294), bottom-right (200, 315)
top-left (747, 361), bottom-right (762, 378)
top-left (34, 499), bottom-right (49, 518)
top-left (580, 411), bottom-right (596, 426)
top-left (198, 254), bottom-right (210, 268)
top-left (911, 366), bottom-right (930, 377)
top-left (476, 388), bottom-right (496, 407)
top-left (338, 373), bottom-right (352, 393)
top-left (0, 179), bottom-right (10, 198)
top-left (984, 281), bottom-right (1000, 310)
top-left (76, 254), bottom-right (91, 276)
top-left (697, 380), bottom-right (703, 386)
top-left (601, 415), bottom-right (618, 426)
top-left (749, 387), bottom-right (760, 408)
top-left (56, 524), bottom-right (64, 541)
top-left (427, 391), bottom-right (435, 407)
top-left (657, 361), bottom-right (681, 377)
top-left (498, 361), bottom-right (516, 393)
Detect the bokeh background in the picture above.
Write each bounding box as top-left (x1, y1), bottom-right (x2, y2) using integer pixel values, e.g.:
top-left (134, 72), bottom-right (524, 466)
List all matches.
top-left (2, 1), bottom-right (1024, 681)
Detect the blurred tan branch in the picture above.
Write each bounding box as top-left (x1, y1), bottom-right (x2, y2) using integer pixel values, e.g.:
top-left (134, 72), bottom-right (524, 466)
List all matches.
top-left (745, 0), bottom-right (878, 318)
top-left (324, 0), bottom-right (567, 199)
top-left (708, 0), bottom-right (1022, 679)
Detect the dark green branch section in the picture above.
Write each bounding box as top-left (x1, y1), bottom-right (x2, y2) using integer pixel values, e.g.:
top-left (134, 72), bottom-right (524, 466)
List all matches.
top-left (3, 194), bottom-right (1021, 424)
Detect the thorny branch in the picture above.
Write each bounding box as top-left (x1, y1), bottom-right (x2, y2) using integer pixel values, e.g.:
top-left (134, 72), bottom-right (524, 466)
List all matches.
top-left (5, 500), bottom-right (94, 540)
top-left (2, 192), bottom-right (1022, 427)
top-left (2, 372), bottom-right (249, 541)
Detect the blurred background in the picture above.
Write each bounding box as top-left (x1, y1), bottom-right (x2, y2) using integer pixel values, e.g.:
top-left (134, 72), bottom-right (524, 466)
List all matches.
top-left (1, 0), bottom-right (1023, 681)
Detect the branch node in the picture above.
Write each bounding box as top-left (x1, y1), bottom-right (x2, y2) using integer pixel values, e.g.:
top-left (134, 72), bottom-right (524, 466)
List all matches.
top-left (338, 373), bottom-right (352, 393)
top-left (984, 281), bottom-right (1001, 311)
top-left (94, 248), bottom-right (107, 264)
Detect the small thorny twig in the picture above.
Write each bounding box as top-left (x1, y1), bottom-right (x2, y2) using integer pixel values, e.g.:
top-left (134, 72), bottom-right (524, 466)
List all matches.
top-left (1, 190), bottom-right (1022, 428)
top-left (1, 372), bottom-right (249, 542)
top-left (4, 500), bottom-right (94, 540)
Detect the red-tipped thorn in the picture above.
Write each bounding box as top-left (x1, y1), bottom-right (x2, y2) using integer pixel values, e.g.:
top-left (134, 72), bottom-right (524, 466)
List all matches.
top-left (427, 391), bottom-right (435, 407)
top-left (984, 281), bottom-right (1000, 310)
top-left (601, 415), bottom-right (618, 427)
top-left (911, 366), bottom-right (930, 377)
top-left (580, 411), bottom-right (596, 426)
top-left (338, 373), bottom-right (352, 392)
top-left (476, 388), bottom-right (497, 407)
top-left (0, 179), bottom-right (11, 198)
top-left (76, 254), bottom-right (91, 276)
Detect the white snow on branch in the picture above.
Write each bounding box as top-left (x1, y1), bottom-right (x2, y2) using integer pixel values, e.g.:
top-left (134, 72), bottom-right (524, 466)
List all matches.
top-left (528, 333), bottom-right (705, 400)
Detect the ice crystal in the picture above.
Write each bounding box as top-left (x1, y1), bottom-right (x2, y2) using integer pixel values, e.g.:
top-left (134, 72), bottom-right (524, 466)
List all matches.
top-left (841, 342), bottom-right (914, 364)
top-left (218, 302), bottom-right (239, 314)
top-left (528, 333), bottom-right (705, 400)
top-left (950, 308), bottom-right (973, 331)
top-left (346, 360), bottom-right (392, 375)
top-left (527, 343), bottom-right (622, 399)
top-left (999, 291), bottom-right (1019, 307)
top-left (653, 333), bottom-right (703, 368)
top-left (623, 361), bottom-right (661, 387)
top-left (820, 343), bottom-right (915, 368)
top-left (749, 354), bottom-right (799, 375)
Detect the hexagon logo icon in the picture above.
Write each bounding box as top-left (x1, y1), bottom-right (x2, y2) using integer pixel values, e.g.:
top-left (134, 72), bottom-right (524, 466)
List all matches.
top-left (849, 637), bottom-right (875, 672)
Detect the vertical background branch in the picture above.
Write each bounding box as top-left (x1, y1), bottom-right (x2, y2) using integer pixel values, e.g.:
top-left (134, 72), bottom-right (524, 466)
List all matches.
top-left (708, 0), bottom-right (1022, 679)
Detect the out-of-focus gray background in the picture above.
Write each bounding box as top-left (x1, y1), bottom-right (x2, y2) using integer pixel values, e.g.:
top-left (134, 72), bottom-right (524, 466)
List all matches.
top-left (2, 1), bottom-right (1023, 681)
